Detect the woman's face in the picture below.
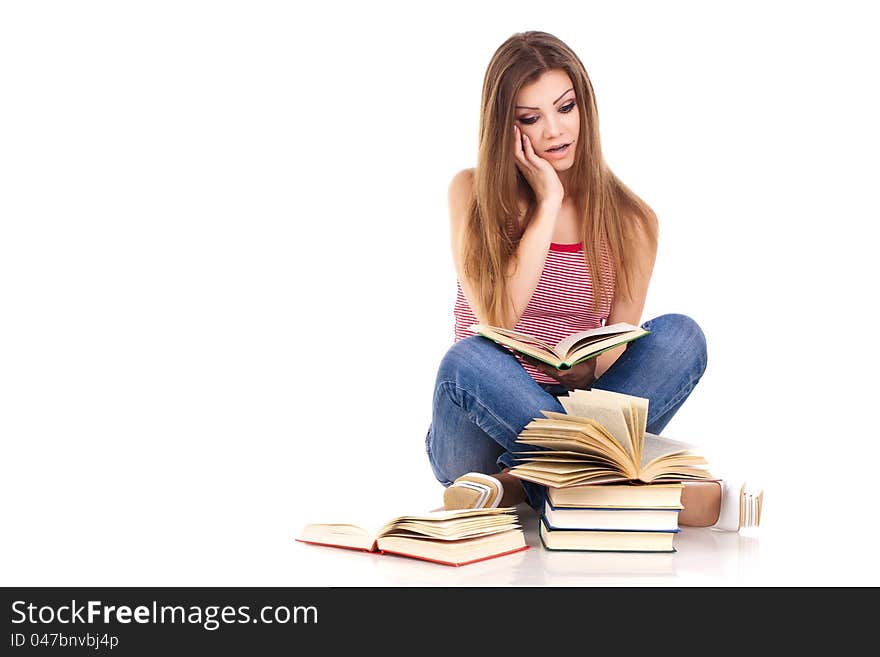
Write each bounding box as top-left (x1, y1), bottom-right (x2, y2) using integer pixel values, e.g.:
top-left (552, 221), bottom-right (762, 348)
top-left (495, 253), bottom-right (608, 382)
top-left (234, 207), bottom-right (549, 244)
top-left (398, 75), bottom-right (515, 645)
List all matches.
top-left (513, 68), bottom-right (580, 171)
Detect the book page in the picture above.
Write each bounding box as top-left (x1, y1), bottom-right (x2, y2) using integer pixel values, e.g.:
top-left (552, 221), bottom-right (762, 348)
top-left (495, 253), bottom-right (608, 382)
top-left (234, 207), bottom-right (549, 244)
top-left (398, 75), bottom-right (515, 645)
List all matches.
top-left (475, 325), bottom-right (556, 349)
top-left (639, 433), bottom-right (696, 468)
top-left (298, 493), bottom-right (420, 543)
top-left (579, 389), bottom-right (648, 459)
top-left (378, 508), bottom-right (520, 540)
top-left (296, 523), bottom-right (376, 550)
top-left (633, 397), bottom-right (648, 461)
top-left (518, 418), bottom-right (633, 471)
top-left (376, 529), bottom-right (527, 566)
top-left (382, 521), bottom-right (516, 541)
top-left (511, 464), bottom-right (626, 487)
top-left (560, 390), bottom-right (635, 464)
top-left (513, 460), bottom-right (616, 475)
top-left (514, 451), bottom-right (621, 465)
top-left (469, 324), bottom-right (559, 355)
top-left (565, 331), bottom-right (647, 364)
top-left (640, 454), bottom-right (712, 482)
top-left (528, 412), bottom-right (621, 445)
top-left (515, 436), bottom-right (618, 457)
top-left (553, 322), bottom-right (642, 356)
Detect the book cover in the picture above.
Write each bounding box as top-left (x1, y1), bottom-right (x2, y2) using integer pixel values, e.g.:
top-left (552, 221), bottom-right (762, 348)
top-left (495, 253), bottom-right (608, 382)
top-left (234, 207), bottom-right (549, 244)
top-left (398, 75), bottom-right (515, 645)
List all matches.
top-left (546, 482), bottom-right (684, 508)
top-left (542, 498), bottom-right (682, 531)
top-left (538, 515), bottom-right (679, 553)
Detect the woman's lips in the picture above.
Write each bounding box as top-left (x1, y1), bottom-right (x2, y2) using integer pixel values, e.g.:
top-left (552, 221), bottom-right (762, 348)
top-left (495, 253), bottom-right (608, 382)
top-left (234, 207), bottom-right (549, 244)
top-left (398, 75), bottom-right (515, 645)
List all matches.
top-left (544, 142), bottom-right (571, 159)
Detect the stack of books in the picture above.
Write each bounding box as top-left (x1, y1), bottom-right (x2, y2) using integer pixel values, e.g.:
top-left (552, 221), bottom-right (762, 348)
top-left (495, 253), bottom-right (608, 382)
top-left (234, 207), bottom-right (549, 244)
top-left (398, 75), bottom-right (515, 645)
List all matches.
top-left (509, 388), bottom-right (716, 552)
top-left (538, 482), bottom-right (684, 552)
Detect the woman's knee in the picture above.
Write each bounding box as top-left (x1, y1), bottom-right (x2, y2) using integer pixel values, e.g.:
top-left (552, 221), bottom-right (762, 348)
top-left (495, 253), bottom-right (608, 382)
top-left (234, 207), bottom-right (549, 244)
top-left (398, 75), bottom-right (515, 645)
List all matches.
top-left (435, 335), bottom-right (509, 384)
top-left (425, 423), bottom-right (503, 486)
top-left (643, 313), bottom-right (708, 378)
top-left (425, 425), bottom-right (454, 486)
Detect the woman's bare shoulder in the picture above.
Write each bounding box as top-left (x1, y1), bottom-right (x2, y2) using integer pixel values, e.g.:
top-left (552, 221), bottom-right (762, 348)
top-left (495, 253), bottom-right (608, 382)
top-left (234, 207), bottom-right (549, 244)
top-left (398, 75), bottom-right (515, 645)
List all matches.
top-left (631, 204), bottom-right (659, 240)
top-left (447, 168), bottom-right (476, 229)
top-left (622, 203), bottom-right (659, 263)
top-left (448, 167), bottom-right (476, 198)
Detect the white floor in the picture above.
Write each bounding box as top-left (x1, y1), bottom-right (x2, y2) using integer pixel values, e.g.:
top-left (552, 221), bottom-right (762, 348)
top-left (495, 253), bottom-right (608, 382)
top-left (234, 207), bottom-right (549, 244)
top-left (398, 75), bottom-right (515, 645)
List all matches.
top-left (5, 475), bottom-right (879, 587)
top-left (291, 499), bottom-right (877, 587)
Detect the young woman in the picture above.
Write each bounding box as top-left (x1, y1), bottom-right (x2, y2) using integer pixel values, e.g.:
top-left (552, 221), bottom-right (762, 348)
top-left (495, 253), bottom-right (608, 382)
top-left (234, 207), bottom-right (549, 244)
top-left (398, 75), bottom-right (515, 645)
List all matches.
top-left (424, 31), bottom-right (761, 531)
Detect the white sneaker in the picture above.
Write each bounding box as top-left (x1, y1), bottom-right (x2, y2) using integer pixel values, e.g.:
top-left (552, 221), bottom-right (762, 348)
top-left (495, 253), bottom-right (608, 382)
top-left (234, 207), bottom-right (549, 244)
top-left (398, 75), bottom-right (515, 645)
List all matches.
top-left (443, 472), bottom-right (504, 510)
top-left (710, 479), bottom-right (764, 532)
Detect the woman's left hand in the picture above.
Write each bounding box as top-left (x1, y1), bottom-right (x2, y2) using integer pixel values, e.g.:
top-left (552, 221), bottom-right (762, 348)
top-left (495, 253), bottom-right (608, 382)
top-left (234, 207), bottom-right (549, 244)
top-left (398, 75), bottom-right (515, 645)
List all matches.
top-left (520, 355), bottom-right (597, 391)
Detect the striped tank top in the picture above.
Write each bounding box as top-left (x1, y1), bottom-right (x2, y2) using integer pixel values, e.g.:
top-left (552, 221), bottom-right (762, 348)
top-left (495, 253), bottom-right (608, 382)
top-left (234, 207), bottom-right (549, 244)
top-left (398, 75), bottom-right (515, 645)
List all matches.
top-left (453, 241), bottom-right (616, 385)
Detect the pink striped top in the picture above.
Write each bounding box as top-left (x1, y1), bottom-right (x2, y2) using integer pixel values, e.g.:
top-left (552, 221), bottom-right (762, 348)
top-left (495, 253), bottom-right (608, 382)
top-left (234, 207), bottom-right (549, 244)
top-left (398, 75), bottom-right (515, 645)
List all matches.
top-left (453, 241), bottom-right (616, 385)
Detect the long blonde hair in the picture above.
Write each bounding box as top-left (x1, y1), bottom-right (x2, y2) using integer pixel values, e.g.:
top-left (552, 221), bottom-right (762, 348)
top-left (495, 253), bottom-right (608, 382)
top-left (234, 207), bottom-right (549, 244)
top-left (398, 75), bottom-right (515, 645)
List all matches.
top-left (462, 31), bottom-right (658, 327)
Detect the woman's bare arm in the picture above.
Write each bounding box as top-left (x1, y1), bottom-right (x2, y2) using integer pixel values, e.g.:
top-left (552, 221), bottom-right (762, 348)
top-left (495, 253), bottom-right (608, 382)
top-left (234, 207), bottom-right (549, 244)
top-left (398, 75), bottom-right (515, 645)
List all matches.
top-left (594, 210), bottom-right (659, 378)
top-left (448, 169), bottom-right (561, 329)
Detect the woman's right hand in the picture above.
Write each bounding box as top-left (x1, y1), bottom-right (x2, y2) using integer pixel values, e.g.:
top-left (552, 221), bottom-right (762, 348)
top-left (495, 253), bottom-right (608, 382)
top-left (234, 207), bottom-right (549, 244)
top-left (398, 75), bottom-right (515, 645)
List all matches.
top-left (513, 124), bottom-right (564, 208)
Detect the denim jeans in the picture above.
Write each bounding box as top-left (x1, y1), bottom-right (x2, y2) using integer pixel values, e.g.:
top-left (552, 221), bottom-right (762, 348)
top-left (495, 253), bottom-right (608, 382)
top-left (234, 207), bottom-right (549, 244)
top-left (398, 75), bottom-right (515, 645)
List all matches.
top-left (424, 313), bottom-right (708, 510)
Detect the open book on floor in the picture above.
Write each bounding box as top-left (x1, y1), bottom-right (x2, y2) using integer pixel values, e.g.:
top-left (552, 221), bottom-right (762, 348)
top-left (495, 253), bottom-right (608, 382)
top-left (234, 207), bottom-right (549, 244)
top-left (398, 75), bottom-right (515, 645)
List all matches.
top-left (510, 388), bottom-right (714, 487)
top-left (469, 322), bottom-right (649, 370)
top-left (295, 507), bottom-right (528, 567)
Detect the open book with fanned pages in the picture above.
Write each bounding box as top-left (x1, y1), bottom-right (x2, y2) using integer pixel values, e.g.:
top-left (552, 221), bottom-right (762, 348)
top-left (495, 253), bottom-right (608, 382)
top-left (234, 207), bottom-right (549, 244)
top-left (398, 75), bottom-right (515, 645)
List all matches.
top-left (510, 388), bottom-right (714, 487)
top-left (469, 322), bottom-right (649, 369)
top-left (296, 507), bottom-right (528, 567)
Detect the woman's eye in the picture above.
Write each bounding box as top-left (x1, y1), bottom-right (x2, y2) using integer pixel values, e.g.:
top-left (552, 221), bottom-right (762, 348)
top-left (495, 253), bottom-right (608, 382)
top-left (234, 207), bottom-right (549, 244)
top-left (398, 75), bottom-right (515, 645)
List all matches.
top-left (517, 101), bottom-right (576, 125)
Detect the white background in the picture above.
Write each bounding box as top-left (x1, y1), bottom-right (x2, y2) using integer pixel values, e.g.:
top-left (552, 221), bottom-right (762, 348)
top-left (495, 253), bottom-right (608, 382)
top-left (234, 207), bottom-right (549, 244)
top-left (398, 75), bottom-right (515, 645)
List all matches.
top-left (2, 0), bottom-right (878, 586)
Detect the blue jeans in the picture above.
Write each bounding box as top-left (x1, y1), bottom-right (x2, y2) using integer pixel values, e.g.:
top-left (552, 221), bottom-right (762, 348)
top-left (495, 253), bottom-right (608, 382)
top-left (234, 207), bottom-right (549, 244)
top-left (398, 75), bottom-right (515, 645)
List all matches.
top-left (424, 313), bottom-right (708, 510)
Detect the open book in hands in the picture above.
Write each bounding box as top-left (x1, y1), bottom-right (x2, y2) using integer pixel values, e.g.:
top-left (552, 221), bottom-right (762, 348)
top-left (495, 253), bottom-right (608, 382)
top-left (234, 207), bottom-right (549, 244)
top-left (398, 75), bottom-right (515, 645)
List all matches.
top-left (470, 322), bottom-right (649, 369)
top-left (296, 507), bottom-right (528, 567)
top-left (509, 388), bottom-right (714, 487)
